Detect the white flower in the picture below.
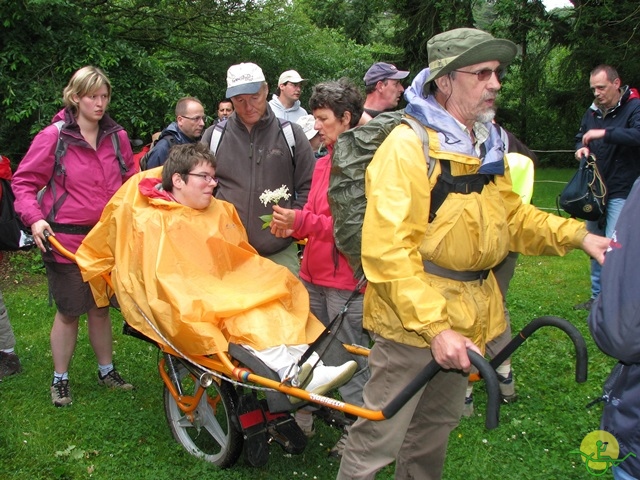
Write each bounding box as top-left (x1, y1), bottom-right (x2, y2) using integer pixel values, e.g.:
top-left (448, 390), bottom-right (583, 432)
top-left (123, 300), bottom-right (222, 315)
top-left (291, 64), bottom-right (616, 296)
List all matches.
top-left (259, 185), bottom-right (291, 206)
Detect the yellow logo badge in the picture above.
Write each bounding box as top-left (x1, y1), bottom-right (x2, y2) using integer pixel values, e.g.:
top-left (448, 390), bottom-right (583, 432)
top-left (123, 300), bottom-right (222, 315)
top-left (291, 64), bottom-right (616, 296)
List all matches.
top-left (571, 430), bottom-right (636, 476)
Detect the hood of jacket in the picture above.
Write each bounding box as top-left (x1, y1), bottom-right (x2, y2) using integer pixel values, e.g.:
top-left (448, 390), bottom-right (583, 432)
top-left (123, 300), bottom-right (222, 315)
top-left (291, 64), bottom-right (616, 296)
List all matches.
top-left (404, 68), bottom-right (505, 175)
top-left (270, 94), bottom-right (302, 112)
top-left (52, 108), bottom-right (123, 149)
top-left (589, 85), bottom-right (632, 115)
top-left (160, 121), bottom-right (199, 143)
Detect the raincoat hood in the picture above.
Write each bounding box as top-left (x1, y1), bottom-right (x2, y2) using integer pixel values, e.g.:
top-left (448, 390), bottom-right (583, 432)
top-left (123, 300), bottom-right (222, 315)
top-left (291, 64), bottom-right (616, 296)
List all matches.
top-left (404, 68), bottom-right (505, 175)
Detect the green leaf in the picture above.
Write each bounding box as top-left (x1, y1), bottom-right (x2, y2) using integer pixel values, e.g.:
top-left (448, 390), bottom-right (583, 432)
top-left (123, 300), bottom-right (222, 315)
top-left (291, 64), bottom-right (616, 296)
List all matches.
top-left (259, 214), bottom-right (273, 230)
top-left (70, 449), bottom-right (85, 460)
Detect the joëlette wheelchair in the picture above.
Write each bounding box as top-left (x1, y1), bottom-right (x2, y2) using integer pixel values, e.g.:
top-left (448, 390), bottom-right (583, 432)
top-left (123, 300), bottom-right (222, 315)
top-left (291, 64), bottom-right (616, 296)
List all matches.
top-left (46, 234), bottom-right (588, 469)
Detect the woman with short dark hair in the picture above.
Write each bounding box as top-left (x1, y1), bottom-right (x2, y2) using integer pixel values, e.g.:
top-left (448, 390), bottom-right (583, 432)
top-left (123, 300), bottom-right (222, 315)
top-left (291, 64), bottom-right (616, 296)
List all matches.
top-left (269, 78), bottom-right (370, 456)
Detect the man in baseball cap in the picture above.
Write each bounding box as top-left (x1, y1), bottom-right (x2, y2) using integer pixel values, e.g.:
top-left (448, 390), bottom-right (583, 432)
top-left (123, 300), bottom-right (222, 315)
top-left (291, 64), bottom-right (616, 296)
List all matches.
top-left (225, 62), bottom-right (266, 98)
top-left (269, 69), bottom-right (308, 122)
top-left (338, 28), bottom-right (610, 480)
top-left (203, 62), bottom-right (316, 276)
top-left (363, 62), bottom-right (410, 118)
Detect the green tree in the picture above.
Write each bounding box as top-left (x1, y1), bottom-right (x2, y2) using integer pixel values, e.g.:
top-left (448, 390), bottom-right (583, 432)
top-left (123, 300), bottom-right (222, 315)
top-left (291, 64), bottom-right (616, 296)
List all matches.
top-left (0, 0), bottom-right (374, 162)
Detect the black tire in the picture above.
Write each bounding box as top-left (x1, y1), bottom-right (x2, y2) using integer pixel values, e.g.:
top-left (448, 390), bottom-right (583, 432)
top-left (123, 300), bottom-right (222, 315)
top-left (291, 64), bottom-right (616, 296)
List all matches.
top-left (163, 364), bottom-right (243, 468)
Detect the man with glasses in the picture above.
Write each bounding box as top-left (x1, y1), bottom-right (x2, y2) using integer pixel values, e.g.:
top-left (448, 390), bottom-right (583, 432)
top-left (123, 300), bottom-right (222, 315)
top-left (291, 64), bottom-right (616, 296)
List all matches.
top-left (268, 70), bottom-right (308, 122)
top-left (208, 63), bottom-right (315, 275)
top-left (143, 96), bottom-right (206, 170)
top-left (337, 28), bottom-right (611, 480)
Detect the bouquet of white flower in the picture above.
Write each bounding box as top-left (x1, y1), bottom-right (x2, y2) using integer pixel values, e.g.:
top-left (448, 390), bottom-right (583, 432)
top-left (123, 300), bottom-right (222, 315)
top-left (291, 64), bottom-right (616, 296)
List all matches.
top-left (258, 185), bottom-right (291, 229)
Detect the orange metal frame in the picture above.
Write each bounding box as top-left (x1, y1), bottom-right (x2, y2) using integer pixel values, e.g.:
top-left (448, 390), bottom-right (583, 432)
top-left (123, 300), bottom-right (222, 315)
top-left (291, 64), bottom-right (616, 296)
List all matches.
top-left (46, 235), bottom-right (385, 421)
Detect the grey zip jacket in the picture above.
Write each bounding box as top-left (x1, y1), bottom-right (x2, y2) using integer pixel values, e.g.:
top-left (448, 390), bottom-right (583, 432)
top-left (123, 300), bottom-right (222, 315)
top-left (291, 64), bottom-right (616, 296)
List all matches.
top-left (211, 106), bottom-right (315, 256)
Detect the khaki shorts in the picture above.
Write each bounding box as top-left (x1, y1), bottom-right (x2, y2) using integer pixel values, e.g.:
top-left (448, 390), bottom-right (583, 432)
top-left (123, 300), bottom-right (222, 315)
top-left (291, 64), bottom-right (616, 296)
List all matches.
top-left (44, 262), bottom-right (101, 317)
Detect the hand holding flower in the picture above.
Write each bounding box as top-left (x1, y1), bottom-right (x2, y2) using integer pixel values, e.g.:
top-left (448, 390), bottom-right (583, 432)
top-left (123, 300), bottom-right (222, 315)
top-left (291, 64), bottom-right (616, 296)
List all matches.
top-left (270, 205), bottom-right (296, 238)
top-left (258, 185), bottom-right (291, 229)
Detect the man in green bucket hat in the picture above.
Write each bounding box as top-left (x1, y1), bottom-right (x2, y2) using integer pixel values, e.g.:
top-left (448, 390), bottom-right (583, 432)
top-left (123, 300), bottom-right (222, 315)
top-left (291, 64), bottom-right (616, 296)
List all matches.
top-left (337, 28), bottom-right (611, 480)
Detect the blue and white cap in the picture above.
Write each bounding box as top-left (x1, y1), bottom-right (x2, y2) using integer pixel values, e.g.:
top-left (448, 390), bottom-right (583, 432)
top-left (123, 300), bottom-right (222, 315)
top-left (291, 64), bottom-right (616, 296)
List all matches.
top-left (226, 62), bottom-right (266, 98)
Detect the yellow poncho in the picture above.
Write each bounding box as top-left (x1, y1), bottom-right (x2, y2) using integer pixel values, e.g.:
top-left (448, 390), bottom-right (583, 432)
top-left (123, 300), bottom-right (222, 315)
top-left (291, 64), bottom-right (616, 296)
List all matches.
top-left (76, 168), bottom-right (323, 355)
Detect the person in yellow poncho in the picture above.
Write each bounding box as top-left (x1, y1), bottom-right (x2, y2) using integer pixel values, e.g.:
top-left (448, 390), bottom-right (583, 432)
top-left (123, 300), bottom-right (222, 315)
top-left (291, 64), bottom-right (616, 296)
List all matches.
top-left (76, 143), bottom-right (356, 395)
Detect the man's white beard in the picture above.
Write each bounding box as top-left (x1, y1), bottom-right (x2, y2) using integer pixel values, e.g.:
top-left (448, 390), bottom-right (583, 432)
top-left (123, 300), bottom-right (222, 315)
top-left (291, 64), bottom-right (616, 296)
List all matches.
top-left (477, 108), bottom-right (496, 124)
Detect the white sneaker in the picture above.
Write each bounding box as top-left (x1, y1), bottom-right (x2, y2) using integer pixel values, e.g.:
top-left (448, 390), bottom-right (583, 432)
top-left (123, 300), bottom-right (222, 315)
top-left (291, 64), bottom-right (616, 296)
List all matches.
top-left (304, 361), bottom-right (358, 397)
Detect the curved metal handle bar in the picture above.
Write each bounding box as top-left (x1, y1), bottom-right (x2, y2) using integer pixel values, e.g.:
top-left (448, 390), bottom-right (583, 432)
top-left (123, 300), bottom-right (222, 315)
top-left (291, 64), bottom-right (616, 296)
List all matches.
top-left (381, 349), bottom-right (500, 430)
top-left (45, 233), bottom-right (117, 291)
top-left (488, 316), bottom-right (588, 383)
top-left (43, 234), bottom-right (502, 428)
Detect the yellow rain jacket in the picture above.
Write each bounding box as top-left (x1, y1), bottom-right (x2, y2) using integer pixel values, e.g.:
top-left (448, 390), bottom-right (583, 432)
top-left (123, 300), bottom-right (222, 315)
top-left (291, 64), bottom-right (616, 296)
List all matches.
top-left (361, 125), bottom-right (588, 352)
top-left (76, 168), bottom-right (323, 356)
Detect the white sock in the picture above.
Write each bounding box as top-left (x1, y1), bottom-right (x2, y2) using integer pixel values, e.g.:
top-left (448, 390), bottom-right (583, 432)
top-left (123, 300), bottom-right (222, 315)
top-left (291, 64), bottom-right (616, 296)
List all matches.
top-left (496, 363), bottom-right (511, 378)
top-left (99, 363), bottom-right (114, 377)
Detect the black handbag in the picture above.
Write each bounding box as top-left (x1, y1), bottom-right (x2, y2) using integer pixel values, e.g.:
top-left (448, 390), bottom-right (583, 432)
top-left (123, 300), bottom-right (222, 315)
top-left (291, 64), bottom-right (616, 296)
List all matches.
top-left (558, 155), bottom-right (607, 221)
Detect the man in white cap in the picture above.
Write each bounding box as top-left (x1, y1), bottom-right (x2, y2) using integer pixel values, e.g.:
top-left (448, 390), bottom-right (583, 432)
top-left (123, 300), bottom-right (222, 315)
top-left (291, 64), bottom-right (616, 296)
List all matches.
top-left (269, 70), bottom-right (308, 122)
top-left (205, 62), bottom-right (315, 274)
top-left (362, 62), bottom-right (410, 119)
top-left (337, 28), bottom-right (611, 480)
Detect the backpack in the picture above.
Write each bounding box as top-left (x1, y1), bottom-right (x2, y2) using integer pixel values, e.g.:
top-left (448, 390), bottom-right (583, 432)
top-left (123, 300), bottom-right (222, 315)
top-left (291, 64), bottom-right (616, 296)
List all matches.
top-left (139, 133), bottom-right (177, 171)
top-left (0, 156), bottom-right (32, 250)
top-left (328, 111), bottom-right (493, 279)
top-left (209, 118), bottom-right (296, 160)
top-left (40, 120), bottom-right (128, 224)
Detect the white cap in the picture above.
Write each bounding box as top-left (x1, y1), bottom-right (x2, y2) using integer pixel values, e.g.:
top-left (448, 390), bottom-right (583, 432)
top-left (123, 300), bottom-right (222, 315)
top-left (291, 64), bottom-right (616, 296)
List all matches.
top-left (296, 115), bottom-right (318, 140)
top-left (278, 70), bottom-right (306, 86)
top-left (226, 62), bottom-right (266, 98)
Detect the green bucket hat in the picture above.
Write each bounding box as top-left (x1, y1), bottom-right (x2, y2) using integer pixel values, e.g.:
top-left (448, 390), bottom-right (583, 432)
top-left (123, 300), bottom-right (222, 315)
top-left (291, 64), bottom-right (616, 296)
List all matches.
top-left (423, 28), bottom-right (517, 94)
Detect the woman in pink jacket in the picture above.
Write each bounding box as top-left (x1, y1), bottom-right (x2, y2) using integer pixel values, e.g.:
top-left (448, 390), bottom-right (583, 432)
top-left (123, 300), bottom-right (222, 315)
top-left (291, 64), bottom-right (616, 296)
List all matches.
top-left (270, 79), bottom-right (369, 457)
top-left (12, 66), bottom-right (135, 407)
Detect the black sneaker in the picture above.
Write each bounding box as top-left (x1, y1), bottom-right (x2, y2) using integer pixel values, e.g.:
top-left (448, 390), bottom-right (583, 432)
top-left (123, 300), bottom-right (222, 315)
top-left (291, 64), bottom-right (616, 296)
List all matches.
top-left (462, 394), bottom-right (474, 417)
top-left (0, 351), bottom-right (22, 380)
top-left (98, 369), bottom-right (134, 390)
top-left (573, 298), bottom-right (594, 311)
top-left (313, 406), bottom-right (354, 429)
top-left (51, 379), bottom-right (72, 407)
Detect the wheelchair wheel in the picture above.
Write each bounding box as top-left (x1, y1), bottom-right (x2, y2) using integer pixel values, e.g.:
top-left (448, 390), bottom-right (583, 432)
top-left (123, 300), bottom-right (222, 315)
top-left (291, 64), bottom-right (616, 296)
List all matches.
top-left (163, 364), bottom-right (243, 467)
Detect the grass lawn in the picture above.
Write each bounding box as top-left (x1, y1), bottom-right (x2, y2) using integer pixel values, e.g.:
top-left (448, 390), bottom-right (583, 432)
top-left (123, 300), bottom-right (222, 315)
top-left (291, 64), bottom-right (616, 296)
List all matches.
top-left (0, 168), bottom-right (617, 479)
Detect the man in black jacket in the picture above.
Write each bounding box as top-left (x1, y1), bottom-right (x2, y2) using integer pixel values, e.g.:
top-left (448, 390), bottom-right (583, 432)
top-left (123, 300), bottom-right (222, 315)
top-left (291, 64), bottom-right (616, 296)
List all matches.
top-left (573, 65), bottom-right (640, 311)
top-left (143, 97), bottom-right (206, 170)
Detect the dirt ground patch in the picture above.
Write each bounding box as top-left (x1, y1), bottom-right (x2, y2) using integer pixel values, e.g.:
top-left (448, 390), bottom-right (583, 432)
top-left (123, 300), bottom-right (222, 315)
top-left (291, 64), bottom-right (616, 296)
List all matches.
top-left (0, 249), bottom-right (46, 291)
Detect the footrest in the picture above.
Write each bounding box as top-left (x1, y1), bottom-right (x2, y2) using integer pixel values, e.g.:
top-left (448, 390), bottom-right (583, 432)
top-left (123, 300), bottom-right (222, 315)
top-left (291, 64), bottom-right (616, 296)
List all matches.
top-left (262, 401), bottom-right (307, 455)
top-left (237, 394), bottom-right (269, 467)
